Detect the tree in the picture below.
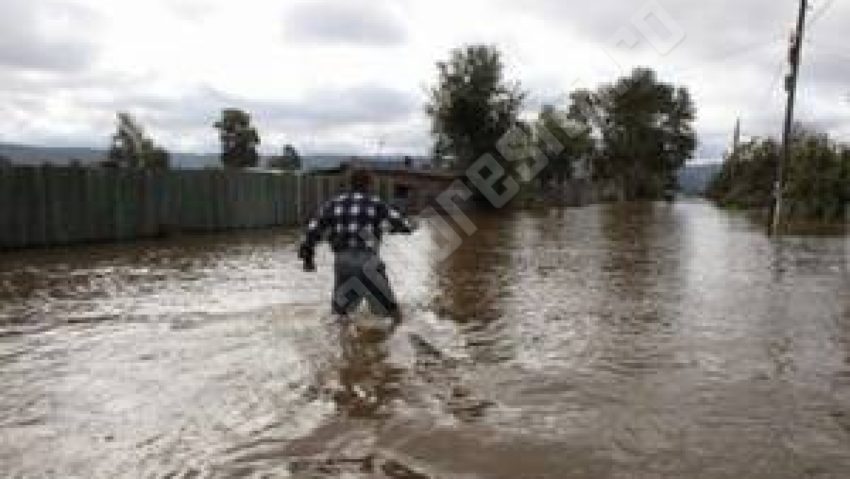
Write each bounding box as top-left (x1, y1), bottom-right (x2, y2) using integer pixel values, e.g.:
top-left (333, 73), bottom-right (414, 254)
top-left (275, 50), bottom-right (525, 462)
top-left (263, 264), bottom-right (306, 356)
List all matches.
top-left (144, 144), bottom-right (170, 169)
top-left (214, 109), bottom-right (260, 168)
top-left (783, 130), bottom-right (849, 220)
top-left (107, 112), bottom-right (144, 168)
top-left (106, 112), bottom-right (170, 169)
top-left (535, 104), bottom-right (595, 186)
top-left (426, 44), bottom-right (525, 172)
top-left (0, 155), bottom-right (11, 168)
top-left (268, 144), bottom-right (302, 170)
top-left (567, 68), bottom-right (696, 199)
top-left (708, 128), bottom-right (850, 222)
top-left (707, 138), bottom-right (778, 209)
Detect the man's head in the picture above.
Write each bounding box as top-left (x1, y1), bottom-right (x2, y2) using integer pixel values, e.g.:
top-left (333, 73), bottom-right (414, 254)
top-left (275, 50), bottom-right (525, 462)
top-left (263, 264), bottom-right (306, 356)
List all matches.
top-left (350, 169), bottom-right (372, 192)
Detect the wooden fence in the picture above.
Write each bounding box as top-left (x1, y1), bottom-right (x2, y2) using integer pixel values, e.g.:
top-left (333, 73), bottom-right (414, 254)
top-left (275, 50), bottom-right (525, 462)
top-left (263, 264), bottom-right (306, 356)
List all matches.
top-left (0, 167), bottom-right (395, 249)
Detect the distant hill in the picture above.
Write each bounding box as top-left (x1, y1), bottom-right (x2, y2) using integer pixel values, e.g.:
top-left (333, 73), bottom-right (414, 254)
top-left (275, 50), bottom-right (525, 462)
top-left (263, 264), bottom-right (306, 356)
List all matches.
top-left (0, 143), bottom-right (108, 165)
top-left (0, 142), bottom-right (218, 169)
top-left (0, 142), bottom-right (430, 171)
top-left (677, 162), bottom-right (722, 195)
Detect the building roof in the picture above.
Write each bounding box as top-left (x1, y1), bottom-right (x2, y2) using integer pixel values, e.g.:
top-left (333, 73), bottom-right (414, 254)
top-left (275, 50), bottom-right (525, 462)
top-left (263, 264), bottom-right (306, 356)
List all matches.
top-left (307, 161), bottom-right (462, 182)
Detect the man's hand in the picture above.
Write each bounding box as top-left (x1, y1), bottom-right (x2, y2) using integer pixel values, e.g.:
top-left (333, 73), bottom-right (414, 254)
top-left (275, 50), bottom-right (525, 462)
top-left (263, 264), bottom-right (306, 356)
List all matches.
top-left (299, 244), bottom-right (316, 272)
top-left (303, 258), bottom-right (316, 272)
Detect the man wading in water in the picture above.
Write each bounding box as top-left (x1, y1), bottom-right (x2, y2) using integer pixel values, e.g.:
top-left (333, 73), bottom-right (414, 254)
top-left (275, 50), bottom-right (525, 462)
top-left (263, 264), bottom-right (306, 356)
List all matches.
top-left (299, 169), bottom-right (413, 323)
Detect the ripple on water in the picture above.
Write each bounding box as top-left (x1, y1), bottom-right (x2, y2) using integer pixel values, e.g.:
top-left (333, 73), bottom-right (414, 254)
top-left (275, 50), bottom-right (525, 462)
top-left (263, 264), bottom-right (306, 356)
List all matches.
top-left (1, 203), bottom-right (849, 478)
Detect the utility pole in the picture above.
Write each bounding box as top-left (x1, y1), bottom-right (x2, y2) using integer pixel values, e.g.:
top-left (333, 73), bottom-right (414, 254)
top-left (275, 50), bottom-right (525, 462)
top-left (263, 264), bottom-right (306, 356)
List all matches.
top-left (732, 117), bottom-right (741, 156)
top-left (731, 117), bottom-right (741, 180)
top-left (771, 0), bottom-right (809, 234)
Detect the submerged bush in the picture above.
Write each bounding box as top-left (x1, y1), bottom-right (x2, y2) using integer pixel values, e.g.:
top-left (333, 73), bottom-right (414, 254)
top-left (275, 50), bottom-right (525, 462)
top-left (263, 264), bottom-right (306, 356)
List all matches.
top-left (708, 130), bottom-right (850, 222)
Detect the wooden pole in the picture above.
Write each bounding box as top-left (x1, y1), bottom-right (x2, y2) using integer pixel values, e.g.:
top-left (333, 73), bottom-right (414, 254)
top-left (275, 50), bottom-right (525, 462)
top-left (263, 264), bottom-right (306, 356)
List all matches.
top-left (772, 0), bottom-right (809, 234)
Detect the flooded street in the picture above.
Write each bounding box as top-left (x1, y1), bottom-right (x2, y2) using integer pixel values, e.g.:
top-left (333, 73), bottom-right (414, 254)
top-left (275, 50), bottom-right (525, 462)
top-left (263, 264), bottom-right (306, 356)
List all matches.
top-left (1, 201), bottom-right (849, 478)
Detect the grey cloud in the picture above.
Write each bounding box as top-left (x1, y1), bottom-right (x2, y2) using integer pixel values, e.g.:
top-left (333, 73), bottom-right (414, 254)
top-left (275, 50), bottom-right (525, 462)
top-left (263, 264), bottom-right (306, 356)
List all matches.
top-left (283, 1), bottom-right (407, 46)
top-left (504, 0), bottom-right (850, 154)
top-left (0, 0), bottom-right (100, 72)
top-left (0, 40), bottom-right (93, 72)
top-left (509, 0), bottom-right (791, 57)
top-left (217, 85), bottom-right (419, 153)
top-left (804, 46), bottom-right (850, 89)
top-left (121, 84), bottom-right (418, 129)
top-left (507, 0), bottom-right (848, 81)
top-left (144, 85), bottom-right (421, 153)
top-left (255, 85), bottom-right (418, 125)
top-left (803, 115), bottom-right (850, 134)
top-left (1, 78), bottom-right (421, 154)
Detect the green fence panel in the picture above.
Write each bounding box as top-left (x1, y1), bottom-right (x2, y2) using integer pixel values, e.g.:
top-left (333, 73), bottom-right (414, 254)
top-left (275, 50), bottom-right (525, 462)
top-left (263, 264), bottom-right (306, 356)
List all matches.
top-left (0, 168), bottom-right (27, 248)
top-left (0, 167), bottom-right (401, 248)
top-left (215, 170), bottom-right (227, 230)
top-left (25, 168), bottom-right (48, 247)
top-left (202, 170), bottom-right (215, 231)
top-left (67, 167), bottom-right (87, 243)
top-left (113, 170), bottom-right (131, 240)
top-left (0, 168), bottom-right (18, 248)
top-left (142, 170), bottom-right (158, 238)
top-left (178, 171), bottom-right (196, 231)
top-left (96, 169), bottom-right (116, 242)
top-left (0, 169), bottom-right (10, 247)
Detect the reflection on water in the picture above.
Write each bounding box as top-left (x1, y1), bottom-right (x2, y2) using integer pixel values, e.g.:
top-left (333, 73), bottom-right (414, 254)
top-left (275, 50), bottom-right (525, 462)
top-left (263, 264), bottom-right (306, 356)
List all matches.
top-left (1, 201), bottom-right (849, 478)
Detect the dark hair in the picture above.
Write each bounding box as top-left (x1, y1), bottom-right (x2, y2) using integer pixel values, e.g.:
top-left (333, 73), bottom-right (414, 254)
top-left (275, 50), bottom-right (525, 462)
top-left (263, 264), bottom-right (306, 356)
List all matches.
top-left (350, 169), bottom-right (372, 191)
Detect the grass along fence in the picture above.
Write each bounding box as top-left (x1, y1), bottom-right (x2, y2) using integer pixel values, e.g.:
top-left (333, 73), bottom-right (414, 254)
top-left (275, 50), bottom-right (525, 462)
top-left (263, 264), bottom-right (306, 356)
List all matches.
top-left (0, 166), bottom-right (395, 249)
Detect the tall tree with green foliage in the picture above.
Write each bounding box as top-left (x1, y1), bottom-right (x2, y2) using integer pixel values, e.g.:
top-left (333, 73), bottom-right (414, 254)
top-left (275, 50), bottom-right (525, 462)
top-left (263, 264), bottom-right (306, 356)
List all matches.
top-left (535, 104), bottom-right (595, 186)
top-left (568, 68), bottom-right (696, 199)
top-left (426, 44), bottom-right (525, 171)
top-left (106, 112), bottom-right (170, 169)
top-left (214, 109), bottom-right (261, 168)
top-left (268, 144), bottom-right (302, 170)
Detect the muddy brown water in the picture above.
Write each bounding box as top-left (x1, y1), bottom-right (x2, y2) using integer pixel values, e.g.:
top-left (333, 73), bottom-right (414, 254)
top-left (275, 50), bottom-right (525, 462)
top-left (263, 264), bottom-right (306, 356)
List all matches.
top-left (1, 201), bottom-right (849, 478)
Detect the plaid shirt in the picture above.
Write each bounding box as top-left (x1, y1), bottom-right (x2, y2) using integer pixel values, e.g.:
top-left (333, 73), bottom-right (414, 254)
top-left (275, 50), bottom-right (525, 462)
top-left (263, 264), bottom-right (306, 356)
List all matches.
top-left (299, 191), bottom-right (413, 259)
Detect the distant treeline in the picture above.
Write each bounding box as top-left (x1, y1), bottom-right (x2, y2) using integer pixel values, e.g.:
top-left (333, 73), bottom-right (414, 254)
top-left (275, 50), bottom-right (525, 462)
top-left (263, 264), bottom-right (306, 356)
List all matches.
top-left (707, 128), bottom-right (850, 222)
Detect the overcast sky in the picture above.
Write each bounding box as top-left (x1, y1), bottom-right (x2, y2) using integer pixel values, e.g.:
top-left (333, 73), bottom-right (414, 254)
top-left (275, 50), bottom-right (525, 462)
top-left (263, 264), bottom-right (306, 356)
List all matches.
top-left (1, 0), bottom-right (848, 159)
